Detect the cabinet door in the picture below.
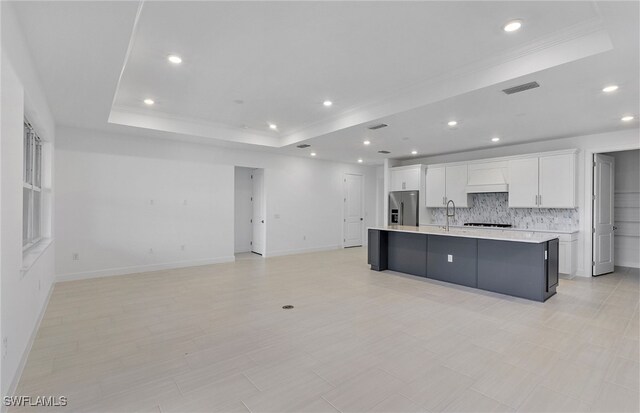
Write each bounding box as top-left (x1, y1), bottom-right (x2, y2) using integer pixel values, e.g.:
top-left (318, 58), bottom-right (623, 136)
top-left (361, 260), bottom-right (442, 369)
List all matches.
top-left (508, 158), bottom-right (539, 208)
top-left (403, 167), bottom-right (420, 191)
top-left (445, 164), bottom-right (469, 208)
top-left (558, 241), bottom-right (569, 274)
top-left (539, 154), bottom-right (576, 208)
top-left (425, 166), bottom-right (446, 207)
top-left (390, 169), bottom-right (404, 192)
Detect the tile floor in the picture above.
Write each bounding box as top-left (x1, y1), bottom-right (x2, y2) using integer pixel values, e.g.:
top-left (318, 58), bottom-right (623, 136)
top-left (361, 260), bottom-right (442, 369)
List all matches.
top-left (12, 248), bottom-right (640, 412)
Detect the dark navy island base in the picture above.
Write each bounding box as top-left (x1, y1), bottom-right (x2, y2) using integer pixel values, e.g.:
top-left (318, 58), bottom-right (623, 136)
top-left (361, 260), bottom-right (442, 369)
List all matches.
top-left (368, 228), bottom-right (559, 302)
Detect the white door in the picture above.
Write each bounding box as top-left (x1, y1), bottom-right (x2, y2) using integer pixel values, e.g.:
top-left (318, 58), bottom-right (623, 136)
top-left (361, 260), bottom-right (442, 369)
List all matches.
top-left (445, 164), bottom-right (469, 207)
top-left (508, 157), bottom-right (539, 208)
top-left (252, 169), bottom-right (266, 255)
top-left (344, 174), bottom-right (363, 247)
top-left (425, 166), bottom-right (446, 207)
top-left (593, 154), bottom-right (615, 276)
top-left (539, 154), bottom-right (576, 208)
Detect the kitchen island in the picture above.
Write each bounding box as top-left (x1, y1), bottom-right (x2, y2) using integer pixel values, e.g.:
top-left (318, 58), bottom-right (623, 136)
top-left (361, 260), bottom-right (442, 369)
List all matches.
top-left (368, 225), bottom-right (559, 302)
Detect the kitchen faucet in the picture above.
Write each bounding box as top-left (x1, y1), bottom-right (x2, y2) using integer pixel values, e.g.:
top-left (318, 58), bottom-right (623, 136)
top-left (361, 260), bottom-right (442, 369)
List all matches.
top-left (446, 199), bottom-right (455, 232)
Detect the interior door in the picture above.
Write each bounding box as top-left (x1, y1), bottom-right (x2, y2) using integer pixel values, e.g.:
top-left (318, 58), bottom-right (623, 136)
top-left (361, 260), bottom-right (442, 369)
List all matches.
top-left (344, 174), bottom-right (363, 247)
top-left (251, 169), bottom-right (265, 255)
top-left (593, 154), bottom-right (615, 276)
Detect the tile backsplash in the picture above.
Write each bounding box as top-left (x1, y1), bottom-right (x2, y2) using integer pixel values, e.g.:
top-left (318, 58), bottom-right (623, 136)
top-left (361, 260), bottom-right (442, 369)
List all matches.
top-left (430, 193), bottom-right (579, 231)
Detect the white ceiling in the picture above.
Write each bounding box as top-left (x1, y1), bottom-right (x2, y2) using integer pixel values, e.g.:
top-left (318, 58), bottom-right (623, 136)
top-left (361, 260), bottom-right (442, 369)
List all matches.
top-left (10, 1), bottom-right (639, 164)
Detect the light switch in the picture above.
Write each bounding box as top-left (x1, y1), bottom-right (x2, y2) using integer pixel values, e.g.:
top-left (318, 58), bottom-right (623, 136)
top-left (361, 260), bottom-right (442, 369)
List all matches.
top-left (447, 254), bottom-right (453, 263)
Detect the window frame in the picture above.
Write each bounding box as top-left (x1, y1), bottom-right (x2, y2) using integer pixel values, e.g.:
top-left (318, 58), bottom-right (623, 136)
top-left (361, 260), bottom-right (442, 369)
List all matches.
top-left (22, 120), bottom-right (43, 251)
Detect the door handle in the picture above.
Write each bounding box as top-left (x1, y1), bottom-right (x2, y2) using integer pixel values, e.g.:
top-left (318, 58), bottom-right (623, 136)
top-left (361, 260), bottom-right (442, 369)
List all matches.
top-left (613, 226), bottom-right (618, 230)
top-left (261, 220), bottom-right (264, 223)
top-left (401, 202), bottom-right (404, 225)
top-left (360, 218), bottom-right (363, 221)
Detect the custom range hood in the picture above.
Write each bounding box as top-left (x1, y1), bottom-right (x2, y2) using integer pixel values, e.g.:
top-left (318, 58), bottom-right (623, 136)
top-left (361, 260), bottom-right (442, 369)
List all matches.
top-left (465, 161), bottom-right (509, 193)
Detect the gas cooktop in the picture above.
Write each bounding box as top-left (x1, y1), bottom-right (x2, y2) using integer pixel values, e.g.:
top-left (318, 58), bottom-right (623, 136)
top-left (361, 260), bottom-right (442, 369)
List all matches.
top-left (464, 223), bottom-right (513, 228)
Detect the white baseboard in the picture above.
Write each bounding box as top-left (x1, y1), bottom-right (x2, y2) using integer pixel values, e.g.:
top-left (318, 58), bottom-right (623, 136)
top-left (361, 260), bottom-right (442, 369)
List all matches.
top-left (265, 244), bottom-right (343, 258)
top-left (56, 256), bottom-right (236, 282)
top-left (4, 282), bottom-right (54, 409)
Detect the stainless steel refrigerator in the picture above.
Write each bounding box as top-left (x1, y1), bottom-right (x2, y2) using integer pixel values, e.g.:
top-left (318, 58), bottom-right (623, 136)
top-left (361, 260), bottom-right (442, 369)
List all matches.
top-left (388, 191), bottom-right (419, 226)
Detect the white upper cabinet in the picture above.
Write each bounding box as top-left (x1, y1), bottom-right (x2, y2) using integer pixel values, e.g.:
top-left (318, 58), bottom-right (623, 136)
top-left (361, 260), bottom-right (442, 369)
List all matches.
top-left (445, 164), bottom-right (470, 207)
top-left (508, 152), bottom-right (577, 209)
top-left (425, 166), bottom-right (446, 207)
top-left (508, 157), bottom-right (539, 208)
top-left (390, 165), bottom-right (421, 191)
top-left (424, 165), bottom-right (469, 207)
top-left (539, 154), bottom-right (576, 208)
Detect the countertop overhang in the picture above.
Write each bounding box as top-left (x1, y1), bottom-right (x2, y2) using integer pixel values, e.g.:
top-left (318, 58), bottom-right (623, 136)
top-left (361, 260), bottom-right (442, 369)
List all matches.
top-left (369, 225), bottom-right (559, 244)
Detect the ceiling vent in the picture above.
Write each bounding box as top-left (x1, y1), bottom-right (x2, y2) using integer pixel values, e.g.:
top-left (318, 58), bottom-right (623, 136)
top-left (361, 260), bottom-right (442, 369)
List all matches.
top-left (378, 150), bottom-right (391, 154)
top-left (296, 144), bottom-right (311, 149)
top-left (368, 123), bottom-right (388, 130)
top-left (502, 81), bottom-right (540, 95)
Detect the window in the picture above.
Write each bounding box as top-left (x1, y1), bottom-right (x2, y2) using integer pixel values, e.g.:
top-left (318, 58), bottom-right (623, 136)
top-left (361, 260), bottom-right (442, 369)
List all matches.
top-left (23, 120), bottom-right (43, 249)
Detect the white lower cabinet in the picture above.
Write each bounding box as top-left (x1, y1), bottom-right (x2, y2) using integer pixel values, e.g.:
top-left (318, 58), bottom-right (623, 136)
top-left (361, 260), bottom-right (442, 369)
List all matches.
top-left (556, 233), bottom-right (578, 276)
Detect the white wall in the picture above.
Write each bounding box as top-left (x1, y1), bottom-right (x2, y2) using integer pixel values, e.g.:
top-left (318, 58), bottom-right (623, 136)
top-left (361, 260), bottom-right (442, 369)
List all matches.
top-left (610, 150), bottom-right (640, 268)
top-left (400, 129), bottom-right (640, 276)
top-left (55, 126), bottom-right (377, 279)
top-left (234, 167), bottom-right (253, 253)
top-left (1, 2), bottom-right (56, 402)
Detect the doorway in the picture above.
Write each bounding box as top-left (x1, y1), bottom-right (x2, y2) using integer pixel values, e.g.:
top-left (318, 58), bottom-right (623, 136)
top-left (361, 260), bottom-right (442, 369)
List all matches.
top-left (234, 167), bottom-right (266, 256)
top-left (592, 149), bottom-right (640, 275)
top-left (343, 173), bottom-right (364, 247)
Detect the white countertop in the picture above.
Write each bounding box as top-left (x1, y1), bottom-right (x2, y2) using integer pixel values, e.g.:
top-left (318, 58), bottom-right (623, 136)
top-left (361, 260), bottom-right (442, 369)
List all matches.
top-left (421, 224), bottom-right (578, 235)
top-left (370, 225), bottom-right (559, 243)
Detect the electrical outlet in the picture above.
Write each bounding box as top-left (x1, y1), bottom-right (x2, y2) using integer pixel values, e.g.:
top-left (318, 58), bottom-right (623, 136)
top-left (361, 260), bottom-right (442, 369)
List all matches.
top-left (181, 245), bottom-right (185, 251)
top-left (303, 235), bottom-right (306, 241)
top-left (150, 199), bottom-right (154, 205)
top-left (183, 200), bottom-right (188, 206)
top-left (447, 254), bottom-right (453, 263)
top-left (149, 248), bottom-right (154, 254)
top-left (72, 253), bottom-right (79, 261)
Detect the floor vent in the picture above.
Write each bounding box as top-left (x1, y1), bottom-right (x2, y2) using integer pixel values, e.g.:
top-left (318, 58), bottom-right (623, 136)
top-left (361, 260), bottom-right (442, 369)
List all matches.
top-left (502, 81), bottom-right (540, 95)
top-left (378, 150), bottom-right (391, 154)
top-left (296, 144), bottom-right (311, 149)
top-left (368, 123), bottom-right (388, 130)
top-left (282, 305), bottom-right (294, 309)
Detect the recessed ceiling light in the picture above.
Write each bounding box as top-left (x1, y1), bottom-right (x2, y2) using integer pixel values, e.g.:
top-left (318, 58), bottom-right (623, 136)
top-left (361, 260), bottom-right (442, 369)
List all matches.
top-left (357, 159), bottom-right (363, 163)
top-left (621, 115), bottom-right (634, 122)
top-left (168, 55), bottom-right (182, 64)
top-left (503, 19), bottom-right (522, 32)
top-left (411, 150), bottom-right (418, 155)
top-left (491, 137), bottom-right (500, 142)
top-left (323, 100), bottom-right (333, 107)
top-left (144, 98), bottom-right (155, 105)
top-left (448, 120), bottom-right (458, 127)
top-left (310, 152), bottom-right (316, 157)
top-left (602, 85), bottom-right (619, 93)
top-left (269, 123), bottom-right (277, 130)
top-left (363, 140), bottom-right (371, 145)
